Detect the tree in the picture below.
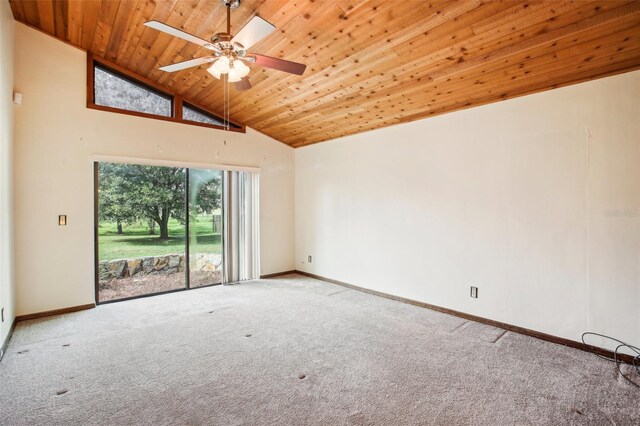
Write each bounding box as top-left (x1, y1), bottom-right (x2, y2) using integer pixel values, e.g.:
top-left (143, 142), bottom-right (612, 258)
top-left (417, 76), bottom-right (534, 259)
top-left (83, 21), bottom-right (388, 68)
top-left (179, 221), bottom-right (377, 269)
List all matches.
top-left (99, 164), bottom-right (222, 240)
top-left (98, 163), bottom-right (140, 233)
top-left (99, 164), bottom-right (186, 240)
top-left (148, 219), bottom-right (156, 235)
top-left (132, 165), bottom-right (186, 240)
top-left (189, 169), bottom-right (222, 231)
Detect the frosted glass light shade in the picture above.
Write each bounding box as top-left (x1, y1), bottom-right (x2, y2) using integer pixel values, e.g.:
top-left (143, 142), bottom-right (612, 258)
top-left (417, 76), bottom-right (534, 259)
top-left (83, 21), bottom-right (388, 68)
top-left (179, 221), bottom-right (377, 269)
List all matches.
top-left (227, 68), bottom-right (242, 82)
top-left (205, 56), bottom-right (249, 81)
top-left (207, 63), bottom-right (222, 79)
top-left (234, 60), bottom-right (250, 78)
top-left (214, 56), bottom-right (230, 73)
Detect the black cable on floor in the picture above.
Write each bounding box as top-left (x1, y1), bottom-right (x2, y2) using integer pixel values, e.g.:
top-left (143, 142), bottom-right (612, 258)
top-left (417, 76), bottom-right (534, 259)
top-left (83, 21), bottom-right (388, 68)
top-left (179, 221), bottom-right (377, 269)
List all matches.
top-left (582, 332), bottom-right (640, 388)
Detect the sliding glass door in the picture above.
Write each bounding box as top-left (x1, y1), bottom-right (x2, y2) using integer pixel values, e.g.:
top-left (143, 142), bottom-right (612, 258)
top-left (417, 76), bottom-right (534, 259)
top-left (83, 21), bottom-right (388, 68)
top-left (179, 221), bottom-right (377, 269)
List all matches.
top-left (188, 169), bottom-right (223, 288)
top-left (95, 162), bottom-right (224, 303)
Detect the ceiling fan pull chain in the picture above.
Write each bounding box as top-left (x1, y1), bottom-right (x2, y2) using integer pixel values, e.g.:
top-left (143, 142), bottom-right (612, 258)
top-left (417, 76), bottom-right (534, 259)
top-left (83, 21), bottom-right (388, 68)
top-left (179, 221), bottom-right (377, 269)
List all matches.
top-left (225, 73), bottom-right (230, 131)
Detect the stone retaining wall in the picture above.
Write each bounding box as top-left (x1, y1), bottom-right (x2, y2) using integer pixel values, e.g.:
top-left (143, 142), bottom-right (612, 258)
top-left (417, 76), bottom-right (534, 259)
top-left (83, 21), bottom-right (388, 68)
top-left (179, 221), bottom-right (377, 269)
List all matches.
top-left (99, 253), bottom-right (222, 281)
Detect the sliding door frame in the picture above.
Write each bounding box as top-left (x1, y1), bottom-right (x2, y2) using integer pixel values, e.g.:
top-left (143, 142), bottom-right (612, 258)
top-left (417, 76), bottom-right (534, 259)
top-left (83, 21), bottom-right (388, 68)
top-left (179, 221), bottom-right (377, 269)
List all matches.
top-left (93, 162), bottom-right (99, 304)
top-left (93, 160), bottom-right (229, 305)
top-left (185, 170), bottom-right (191, 291)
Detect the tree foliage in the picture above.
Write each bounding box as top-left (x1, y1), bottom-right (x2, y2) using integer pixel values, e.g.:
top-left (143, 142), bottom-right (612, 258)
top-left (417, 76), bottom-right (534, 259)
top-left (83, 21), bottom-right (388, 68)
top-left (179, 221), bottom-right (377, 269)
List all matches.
top-left (189, 169), bottom-right (222, 232)
top-left (98, 163), bottom-right (140, 232)
top-left (99, 164), bottom-right (222, 240)
top-left (189, 169), bottom-right (222, 214)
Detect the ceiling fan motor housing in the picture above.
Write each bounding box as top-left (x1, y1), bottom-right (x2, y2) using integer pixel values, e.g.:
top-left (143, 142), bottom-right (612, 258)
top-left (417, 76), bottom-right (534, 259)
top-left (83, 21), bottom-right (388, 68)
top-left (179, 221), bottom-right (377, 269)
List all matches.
top-left (209, 33), bottom-right (247, 59)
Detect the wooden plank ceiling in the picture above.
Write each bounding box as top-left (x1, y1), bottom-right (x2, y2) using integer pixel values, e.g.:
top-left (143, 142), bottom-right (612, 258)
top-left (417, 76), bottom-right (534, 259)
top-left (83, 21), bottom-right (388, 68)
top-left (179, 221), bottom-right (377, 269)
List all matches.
top-left (9, 0), bottom-right (640, 147)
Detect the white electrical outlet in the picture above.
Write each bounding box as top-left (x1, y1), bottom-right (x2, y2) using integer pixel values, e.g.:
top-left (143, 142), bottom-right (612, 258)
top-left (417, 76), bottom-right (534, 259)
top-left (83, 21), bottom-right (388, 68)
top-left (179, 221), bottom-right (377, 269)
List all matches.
top-left (470, 287), bottom-right (478, 298)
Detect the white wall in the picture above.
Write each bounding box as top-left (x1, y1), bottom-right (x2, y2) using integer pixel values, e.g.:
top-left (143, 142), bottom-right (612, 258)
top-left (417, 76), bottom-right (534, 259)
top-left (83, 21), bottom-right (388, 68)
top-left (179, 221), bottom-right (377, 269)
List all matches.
top-left (0, 0), bottom-right (15, 347)
top-left (13, 23), bottom-right (295, 315)
top-left (10, 15), bottom-right (640, 352)
top-left (296, 70), bottom-right (640, 350)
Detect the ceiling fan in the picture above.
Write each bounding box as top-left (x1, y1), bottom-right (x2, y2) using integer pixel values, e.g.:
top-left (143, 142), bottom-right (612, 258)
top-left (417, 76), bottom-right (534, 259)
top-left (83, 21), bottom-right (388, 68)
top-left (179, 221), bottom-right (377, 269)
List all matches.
top-left (144, 0), bottom-right (306, 91)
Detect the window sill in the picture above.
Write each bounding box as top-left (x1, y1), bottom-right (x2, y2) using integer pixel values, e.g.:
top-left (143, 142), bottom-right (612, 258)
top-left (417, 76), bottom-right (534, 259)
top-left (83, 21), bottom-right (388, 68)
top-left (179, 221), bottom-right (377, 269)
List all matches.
top-left (86, 103), bottom-right (246, 134)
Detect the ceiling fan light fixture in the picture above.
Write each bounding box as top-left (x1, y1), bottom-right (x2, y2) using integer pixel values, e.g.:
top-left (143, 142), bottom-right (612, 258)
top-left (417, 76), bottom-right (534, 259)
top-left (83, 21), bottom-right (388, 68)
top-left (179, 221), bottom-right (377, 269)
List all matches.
top-left (148, 1), bottom-right (304, 109)
top-left (227, 68), bottom-right (242, 82)
top-left (207, 63), bottom-right (223, 79)
top-left (234, 59), bottom-right (250, 77)
top-left (214, 56), bottom-right (230, 73)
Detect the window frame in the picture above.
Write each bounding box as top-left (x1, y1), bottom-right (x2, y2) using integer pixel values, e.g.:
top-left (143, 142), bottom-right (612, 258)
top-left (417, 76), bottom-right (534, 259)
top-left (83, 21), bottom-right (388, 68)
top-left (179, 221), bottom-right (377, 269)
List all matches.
top-left (87, 55), bottom-right (245, 134)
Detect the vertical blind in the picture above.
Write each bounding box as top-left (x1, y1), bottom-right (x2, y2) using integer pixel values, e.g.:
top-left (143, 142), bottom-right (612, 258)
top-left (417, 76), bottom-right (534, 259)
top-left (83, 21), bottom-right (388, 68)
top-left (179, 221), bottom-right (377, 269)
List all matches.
top-left (222, 171), bottom-right (260, 283)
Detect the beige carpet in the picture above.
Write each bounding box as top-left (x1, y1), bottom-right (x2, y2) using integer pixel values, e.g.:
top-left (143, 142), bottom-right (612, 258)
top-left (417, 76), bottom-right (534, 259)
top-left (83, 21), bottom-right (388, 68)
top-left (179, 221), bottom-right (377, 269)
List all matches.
top-left (0, 274), bottom-right (638, 425)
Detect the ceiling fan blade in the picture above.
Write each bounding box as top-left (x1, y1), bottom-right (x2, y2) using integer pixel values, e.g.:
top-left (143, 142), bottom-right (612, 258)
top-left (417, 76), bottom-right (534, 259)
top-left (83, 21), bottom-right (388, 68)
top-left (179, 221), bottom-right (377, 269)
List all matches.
top-left (144, 21), bottom-right (216, 50)
top-left (231, 16), bottom-right (275, 50)
top-left (250, 54), bottom-right (306, 75)
top-left (159, 57), bottom-right (215, 72)
top-left (234, 77), bottom-right (252, 91)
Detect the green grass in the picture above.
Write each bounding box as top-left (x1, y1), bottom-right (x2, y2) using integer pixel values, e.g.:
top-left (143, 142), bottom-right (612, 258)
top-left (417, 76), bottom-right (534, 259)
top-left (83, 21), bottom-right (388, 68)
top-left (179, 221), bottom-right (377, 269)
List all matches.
top-left (98, 215), bottom-right (221, 261)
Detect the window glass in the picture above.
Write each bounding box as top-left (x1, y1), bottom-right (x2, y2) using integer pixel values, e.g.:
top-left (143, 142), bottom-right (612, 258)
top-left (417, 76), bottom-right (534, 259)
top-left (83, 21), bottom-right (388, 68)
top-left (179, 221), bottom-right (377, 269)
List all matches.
top-left (94, 65), bottom-right (172, 117)
top-left (183, 104), bottom-right (226, 126)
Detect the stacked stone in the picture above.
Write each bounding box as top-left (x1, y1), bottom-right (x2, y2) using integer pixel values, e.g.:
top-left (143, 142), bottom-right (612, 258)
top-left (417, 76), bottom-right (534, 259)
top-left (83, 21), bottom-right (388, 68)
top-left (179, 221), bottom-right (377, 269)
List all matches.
top-left (99, 253), bottom-right (222, 281)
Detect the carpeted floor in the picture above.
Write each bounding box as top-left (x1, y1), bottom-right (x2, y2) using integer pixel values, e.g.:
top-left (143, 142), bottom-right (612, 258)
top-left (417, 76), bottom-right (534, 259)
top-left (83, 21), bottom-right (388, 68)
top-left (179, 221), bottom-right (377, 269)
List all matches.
top-left (1, 274), bottom-right (638, 425)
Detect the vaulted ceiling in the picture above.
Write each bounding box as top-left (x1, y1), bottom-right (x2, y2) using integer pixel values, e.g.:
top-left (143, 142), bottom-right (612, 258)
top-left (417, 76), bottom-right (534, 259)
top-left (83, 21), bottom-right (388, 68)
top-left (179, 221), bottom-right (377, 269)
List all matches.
top-left (9, 0), bottom-right (640, 147)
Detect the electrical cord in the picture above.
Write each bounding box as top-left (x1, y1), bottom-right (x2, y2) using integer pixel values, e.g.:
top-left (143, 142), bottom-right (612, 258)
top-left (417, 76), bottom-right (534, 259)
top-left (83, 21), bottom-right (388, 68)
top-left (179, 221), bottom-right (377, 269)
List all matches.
top-left (581, 332), bottom-right (640, 388)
